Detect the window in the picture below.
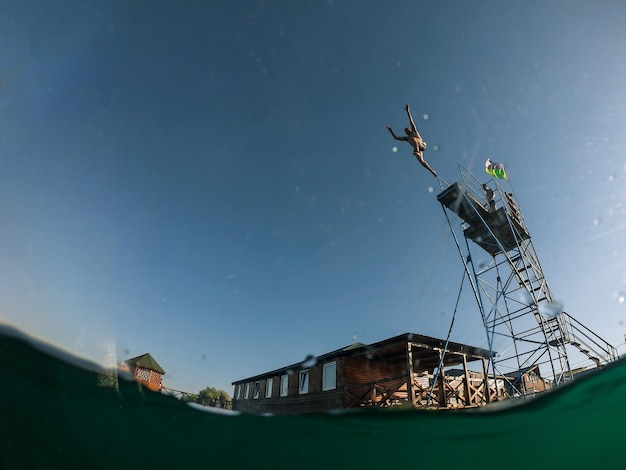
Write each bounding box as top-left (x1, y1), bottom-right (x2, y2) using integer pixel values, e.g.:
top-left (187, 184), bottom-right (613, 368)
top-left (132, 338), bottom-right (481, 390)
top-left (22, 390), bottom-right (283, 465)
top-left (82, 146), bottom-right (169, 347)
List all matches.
top-left (235, 385), bottom-right (241, 400)
top-left (322, 361), bottom-right (337, 391)
top-left (299, 369), bottom-right (309, 394)
top-left (253, 381), bottom-right (260, 399)
top-left (265, 378), bottom-right (273, 398)
top-left (280, 374), bottom-right (289, 397)
top-left (244, 383), bottom-right (250, 399)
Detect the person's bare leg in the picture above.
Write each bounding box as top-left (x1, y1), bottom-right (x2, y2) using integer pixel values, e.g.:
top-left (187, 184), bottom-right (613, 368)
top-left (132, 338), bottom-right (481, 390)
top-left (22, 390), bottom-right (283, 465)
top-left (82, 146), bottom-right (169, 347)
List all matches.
top-left (416, 154), bottom-right (438, 178)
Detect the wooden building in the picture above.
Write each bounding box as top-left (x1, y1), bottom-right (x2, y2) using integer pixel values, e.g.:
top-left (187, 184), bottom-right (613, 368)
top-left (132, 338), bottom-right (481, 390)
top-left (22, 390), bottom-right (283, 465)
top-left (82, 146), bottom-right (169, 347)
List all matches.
top-left (119, 353), bottom-right (166, 392)
top-left (232, 333), bottom-right (496, 415)
top-left (502, 365), bottom-right (552, 397)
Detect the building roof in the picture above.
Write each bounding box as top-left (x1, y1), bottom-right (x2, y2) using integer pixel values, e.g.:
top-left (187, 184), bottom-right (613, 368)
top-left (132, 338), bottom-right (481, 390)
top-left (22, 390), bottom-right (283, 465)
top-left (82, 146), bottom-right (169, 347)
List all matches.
top-left (233, 332), bottom-right (494, 385)
top-left (502, 364), bottom-right (541, 380)
top-left (125, 353), bottom-right (166, 375)
top-left (445, 369), bottom-right (486, 378)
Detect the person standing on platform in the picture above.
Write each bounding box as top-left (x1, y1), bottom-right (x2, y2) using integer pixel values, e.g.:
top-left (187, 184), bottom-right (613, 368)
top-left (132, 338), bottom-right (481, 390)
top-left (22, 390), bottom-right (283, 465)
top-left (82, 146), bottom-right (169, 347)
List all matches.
top-left (387, 104), bottom-right (438, 178)
top-left (483, 183), bottom-right (496, 212)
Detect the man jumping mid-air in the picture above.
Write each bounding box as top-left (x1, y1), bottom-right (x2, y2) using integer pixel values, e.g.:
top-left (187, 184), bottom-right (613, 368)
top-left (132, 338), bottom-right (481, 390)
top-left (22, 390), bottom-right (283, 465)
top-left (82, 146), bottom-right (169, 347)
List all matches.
top-left (387, 104), bottom-right (438, 178)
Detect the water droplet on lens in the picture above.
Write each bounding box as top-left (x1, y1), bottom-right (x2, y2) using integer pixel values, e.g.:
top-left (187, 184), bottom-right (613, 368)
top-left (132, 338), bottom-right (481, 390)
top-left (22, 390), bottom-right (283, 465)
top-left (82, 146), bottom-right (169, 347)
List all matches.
top-left (302, 354), bottom-right (317, 368)
top-left (519, 290), bottom-right (533, 306)
top-left (538, 301), bottom-right (563, 317)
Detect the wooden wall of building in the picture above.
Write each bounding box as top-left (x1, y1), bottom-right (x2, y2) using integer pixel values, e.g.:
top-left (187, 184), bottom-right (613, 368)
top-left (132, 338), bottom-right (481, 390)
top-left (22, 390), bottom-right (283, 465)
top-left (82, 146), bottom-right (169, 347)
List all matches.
top-left (522, 369), bottom-right (552, 394)
top-left (233, 358), bottom-right (345, 415)
top-left (344, 354), bottom-right (406, 387)
top-left (136, 368), bottom-right (163, 392)
top-left (343, 353), bottom-right (408, 408)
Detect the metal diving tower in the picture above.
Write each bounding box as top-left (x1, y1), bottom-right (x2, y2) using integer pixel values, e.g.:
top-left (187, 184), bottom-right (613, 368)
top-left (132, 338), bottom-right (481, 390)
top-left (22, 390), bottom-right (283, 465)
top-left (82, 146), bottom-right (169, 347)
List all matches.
top-left (437, 164), bottom-right (618, 397)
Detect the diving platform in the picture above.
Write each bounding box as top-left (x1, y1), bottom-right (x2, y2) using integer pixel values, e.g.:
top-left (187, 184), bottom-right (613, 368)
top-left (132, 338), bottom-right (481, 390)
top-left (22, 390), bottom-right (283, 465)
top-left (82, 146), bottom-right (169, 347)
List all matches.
top-left (437, 182), bottom-right (530, 256)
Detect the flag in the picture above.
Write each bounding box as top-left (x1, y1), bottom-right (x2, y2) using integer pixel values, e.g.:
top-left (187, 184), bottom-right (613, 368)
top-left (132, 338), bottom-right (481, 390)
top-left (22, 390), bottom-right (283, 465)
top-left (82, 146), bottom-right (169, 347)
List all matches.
top-left (485, 158), bottom-right (508, 180)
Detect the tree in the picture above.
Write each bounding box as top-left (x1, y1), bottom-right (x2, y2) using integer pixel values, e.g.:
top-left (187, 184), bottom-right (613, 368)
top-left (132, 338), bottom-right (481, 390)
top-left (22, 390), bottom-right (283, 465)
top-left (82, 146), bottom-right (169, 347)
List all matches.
top-left (192, 386), bottom-right (232, 409)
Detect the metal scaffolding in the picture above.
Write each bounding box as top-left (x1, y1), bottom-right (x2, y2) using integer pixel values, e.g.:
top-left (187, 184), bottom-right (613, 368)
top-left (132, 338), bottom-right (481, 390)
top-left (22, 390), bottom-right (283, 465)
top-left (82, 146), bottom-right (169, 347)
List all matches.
top-left (437, 164), bottom-right (618, 396)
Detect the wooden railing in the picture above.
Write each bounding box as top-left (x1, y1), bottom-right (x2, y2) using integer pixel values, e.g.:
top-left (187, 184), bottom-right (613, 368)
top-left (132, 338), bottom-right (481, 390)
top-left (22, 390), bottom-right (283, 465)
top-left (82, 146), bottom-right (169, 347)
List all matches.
top-left (344, 373), bottom-right (492, 409)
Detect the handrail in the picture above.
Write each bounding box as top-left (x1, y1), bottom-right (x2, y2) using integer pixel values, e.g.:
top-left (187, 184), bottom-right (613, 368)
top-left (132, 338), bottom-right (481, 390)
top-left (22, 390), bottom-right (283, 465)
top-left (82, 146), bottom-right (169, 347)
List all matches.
top-left (560, 312), bottom-right (619, 364)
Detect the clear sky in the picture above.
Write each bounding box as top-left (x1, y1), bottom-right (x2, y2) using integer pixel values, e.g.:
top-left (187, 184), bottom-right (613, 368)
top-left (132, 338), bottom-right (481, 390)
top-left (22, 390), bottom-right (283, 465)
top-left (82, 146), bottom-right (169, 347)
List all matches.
top-left (1, 0), bottom-right (625, 395)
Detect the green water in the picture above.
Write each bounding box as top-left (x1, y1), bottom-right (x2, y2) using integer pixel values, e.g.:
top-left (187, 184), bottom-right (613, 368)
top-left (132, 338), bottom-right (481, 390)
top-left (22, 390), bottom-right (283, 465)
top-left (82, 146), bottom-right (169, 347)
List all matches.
top-left (1, 325), bottom-right (622, 469)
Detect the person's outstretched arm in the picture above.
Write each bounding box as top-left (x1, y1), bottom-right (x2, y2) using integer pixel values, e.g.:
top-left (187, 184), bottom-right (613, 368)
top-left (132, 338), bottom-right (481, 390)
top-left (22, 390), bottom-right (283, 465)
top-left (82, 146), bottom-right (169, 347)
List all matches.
top-left (405, 104), bottom-right (418, 133)
top-left (386, 125), bottom-right (405, 141)
top-left (405, 104), bottom-right (426, 141)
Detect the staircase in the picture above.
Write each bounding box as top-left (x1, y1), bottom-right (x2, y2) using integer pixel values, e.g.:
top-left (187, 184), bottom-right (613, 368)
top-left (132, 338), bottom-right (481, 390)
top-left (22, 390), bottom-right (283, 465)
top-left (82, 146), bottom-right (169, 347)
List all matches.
top-left (510, 252), bottom-right (617, 368)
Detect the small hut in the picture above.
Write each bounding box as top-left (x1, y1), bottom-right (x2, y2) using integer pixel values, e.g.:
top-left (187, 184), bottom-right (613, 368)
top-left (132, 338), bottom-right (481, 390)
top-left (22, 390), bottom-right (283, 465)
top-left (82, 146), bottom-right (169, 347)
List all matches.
top-left (120, 353), bottom-right (166, 392)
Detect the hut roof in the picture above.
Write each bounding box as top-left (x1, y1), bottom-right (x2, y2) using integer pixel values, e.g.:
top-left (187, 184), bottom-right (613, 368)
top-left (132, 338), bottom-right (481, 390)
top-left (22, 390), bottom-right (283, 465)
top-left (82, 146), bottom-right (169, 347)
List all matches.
top-left (125, 353), bottom-right (166, 375)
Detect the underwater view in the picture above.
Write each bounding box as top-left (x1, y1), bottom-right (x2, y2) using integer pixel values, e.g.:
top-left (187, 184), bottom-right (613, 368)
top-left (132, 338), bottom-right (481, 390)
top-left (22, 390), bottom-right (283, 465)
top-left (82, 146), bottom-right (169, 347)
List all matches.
top-left (2, 324), bottom-right (625, 467)
top-left (1, 1), bottom-right (626, 467)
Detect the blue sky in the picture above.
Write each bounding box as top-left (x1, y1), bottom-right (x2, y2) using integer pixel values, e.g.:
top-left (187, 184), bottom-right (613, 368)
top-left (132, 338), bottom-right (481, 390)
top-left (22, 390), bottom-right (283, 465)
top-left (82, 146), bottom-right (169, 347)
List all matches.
top-left (1, 0), bottom-right (626, 394)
